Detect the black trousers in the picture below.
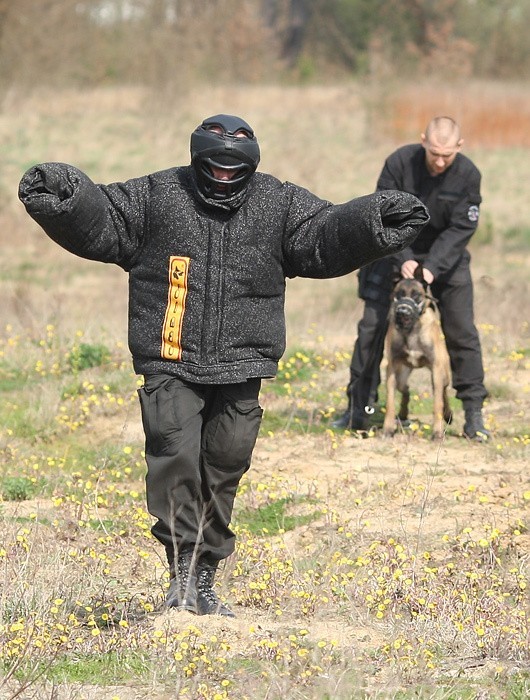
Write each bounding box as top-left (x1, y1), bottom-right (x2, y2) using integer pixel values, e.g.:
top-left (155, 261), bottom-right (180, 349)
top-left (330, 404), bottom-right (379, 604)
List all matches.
top-left (347, 298), bottom-right (389, 413)
top-left (138, 375), bottom-right (263, 566)
top-left (347, 257), bottom-right (487, 412)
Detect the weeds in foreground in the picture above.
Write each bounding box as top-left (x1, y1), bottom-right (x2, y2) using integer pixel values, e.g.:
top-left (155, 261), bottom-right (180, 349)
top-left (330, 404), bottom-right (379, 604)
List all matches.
top-left (0, 313), bottom-right (529, 699)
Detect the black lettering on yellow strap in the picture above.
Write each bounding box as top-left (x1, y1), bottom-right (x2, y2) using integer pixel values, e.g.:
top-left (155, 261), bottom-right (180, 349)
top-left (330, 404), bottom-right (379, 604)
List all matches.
top-left (161, 256), bottom-right (190, 361)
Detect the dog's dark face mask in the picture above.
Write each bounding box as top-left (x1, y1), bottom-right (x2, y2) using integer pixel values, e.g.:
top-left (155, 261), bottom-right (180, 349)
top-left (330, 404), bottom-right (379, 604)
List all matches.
top-left (392, 280), bottom-right (426, 332)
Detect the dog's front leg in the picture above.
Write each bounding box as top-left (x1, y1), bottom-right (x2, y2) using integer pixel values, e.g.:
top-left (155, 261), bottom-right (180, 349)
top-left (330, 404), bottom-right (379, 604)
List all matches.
top-left (431, 363), bottom-right (446, 440)
top-left (396, 367), bottom-right (411, 423)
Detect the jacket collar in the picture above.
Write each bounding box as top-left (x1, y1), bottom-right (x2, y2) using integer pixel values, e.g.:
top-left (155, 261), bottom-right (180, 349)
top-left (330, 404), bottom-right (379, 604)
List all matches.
top-left (187, 167), bottom-right (252, 212)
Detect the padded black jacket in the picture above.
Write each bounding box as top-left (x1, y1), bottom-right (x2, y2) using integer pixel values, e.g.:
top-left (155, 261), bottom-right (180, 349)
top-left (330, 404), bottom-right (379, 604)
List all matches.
top-left (19, 163), bottom-right (428, 383)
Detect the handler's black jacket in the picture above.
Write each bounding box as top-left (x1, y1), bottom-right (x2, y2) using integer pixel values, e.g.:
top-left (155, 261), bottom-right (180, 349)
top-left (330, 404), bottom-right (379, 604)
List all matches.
top-left (18, 163), bottom-right (428, 384)
top-left (377, 144), bottom-right (481, 278)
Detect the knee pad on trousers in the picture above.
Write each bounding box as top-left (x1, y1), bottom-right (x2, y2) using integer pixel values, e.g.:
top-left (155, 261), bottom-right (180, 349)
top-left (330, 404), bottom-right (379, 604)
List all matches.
top-left (204, 398), bottom-right (263, 471)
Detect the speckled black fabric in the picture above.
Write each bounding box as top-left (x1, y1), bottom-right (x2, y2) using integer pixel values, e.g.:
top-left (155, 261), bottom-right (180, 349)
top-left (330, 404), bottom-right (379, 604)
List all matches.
top-left (18, 162), bottom-right (428, 383)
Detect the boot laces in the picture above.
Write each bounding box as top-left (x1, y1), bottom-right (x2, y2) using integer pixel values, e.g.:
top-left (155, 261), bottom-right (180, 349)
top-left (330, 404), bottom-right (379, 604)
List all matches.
top-left (197, 568), bottom-right (218, 603)
top-left (174, 553), bottom-right (196, 597)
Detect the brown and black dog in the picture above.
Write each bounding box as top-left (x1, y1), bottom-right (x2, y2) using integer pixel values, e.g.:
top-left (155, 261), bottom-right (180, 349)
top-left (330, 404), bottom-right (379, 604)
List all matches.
top-left (382, 264), bottom-right (452, 440)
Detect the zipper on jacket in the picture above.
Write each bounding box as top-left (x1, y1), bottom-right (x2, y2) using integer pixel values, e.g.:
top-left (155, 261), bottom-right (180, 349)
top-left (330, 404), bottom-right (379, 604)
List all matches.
top-left (213, 222), bottom-right (227, 363)
top-left (200, 218), bottom-right (226, 365)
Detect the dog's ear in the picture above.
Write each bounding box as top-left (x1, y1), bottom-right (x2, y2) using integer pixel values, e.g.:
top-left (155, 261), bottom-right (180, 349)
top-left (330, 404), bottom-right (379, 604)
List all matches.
top-left (413, 263), bottom-right (424, 282)
top-left (413, 262), bottom-right (429, 289)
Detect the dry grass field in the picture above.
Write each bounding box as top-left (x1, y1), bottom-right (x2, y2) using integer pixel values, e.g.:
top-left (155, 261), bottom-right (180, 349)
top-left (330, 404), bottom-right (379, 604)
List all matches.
top-left (0, 82), bottom-right (529, 699)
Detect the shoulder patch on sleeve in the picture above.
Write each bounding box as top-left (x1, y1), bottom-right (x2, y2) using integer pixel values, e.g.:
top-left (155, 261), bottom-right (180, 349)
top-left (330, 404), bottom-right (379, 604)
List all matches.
top-left (468, 205), bottom-right (480, 222)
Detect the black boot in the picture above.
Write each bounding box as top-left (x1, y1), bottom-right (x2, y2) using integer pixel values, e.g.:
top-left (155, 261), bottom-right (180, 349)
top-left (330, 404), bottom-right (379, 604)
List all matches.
top-left (331, 407), bottom-right (369, 430)
top-left (166, 551), bottom-right (198, 612)
top-left (463, 408), bottom-right (490, 442)
top-left (196, 564), bottom-right (235, 618)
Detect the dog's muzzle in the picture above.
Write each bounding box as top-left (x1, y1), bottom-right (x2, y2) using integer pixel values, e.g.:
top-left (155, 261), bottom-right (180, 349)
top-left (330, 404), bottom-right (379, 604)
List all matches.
top-left (394, 296), bottom-right (424, 331)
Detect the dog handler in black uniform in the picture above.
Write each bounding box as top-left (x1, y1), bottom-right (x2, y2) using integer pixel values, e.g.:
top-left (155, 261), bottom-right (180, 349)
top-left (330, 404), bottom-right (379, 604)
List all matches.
top-left (333, 116), bottom-right (490, 441)
top-left (18, 114), bottom-right (428, 617)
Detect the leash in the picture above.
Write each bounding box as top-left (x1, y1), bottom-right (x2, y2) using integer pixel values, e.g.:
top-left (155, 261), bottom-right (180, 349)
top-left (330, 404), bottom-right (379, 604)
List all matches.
top-left (425, 287), bottom-right (441, 314)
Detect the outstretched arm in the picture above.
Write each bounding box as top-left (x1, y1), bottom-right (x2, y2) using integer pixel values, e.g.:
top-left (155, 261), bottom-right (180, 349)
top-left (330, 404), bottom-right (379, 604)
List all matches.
top-left (282, 186), bottom-right (429, 279)
top-left (18, 162), bottom-right (147, 270)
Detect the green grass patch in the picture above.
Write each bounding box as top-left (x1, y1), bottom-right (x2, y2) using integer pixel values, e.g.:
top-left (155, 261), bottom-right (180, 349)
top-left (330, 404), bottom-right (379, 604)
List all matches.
top-left (506, 673), bottom-right (530, 699)
top-left (504, 225), bottom-right (530, 250)
top-left (0, 366), bottom-right (31, 393)
top-left (374, 386), bottom-right (460, 418)
top-left (7, 515), bottom-right (54, 527)
top-left (392, 673), bottom-right (530, 699)
top-left (393, 685), bottom-right (477, 699)
top-left (0, 400), bottom-right (44, 439)
top-left (24, 651), bottom-right (151, 684)
top-left (271, 347), bottom-right (333, 395)
top-left (236, 497), bottom-right (322, 535)
top-left (61, 365), bottom-right (136, 400)
top-left (260, 408), bottom-right (330, 435)
top-left (471, 212), bottom-right (495, 246)
top-left (57, 442), bottom-right (127, 470)
top-left (1, 476), bottom-right (39, 501)
top-left (485, 382), bottom-right (517, 400)
top-left (67, 342), bottom-right (111, 372)
top-left (224, 655), bottom-right (269, 678)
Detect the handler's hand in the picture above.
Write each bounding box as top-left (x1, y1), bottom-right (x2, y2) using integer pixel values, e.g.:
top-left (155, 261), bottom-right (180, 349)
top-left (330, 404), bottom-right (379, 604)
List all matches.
top-left (401, 260), bottom-right (419, 279)
top-left (401, 260), bottom-right (434, 284)
top-left (422, 267), bottom-right (434, 284)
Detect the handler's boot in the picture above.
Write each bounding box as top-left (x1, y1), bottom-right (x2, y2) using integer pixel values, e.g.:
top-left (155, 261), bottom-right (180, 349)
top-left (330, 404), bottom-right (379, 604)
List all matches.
top-left (463, 408), bottom-right (490, 442)
top-left (166, 551), bottom-right (198, 612)
top-left (196, 564), bottom-right (235, 618)
top-left (331, 405), bottom-right (369, 430)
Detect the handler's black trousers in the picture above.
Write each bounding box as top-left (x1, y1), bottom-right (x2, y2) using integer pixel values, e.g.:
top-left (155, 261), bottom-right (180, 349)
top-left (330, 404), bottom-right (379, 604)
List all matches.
top-left (347, 299), bottom-right (388, 410)
top-left (347, 258), bottom-right (488, 412)
top-left (138, 375), bottom-right (263, 566)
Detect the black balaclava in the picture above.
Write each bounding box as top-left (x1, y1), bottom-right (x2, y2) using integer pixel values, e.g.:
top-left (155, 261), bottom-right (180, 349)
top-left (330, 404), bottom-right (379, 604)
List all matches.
top-left (190, 114), bottom-right (260, 201)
